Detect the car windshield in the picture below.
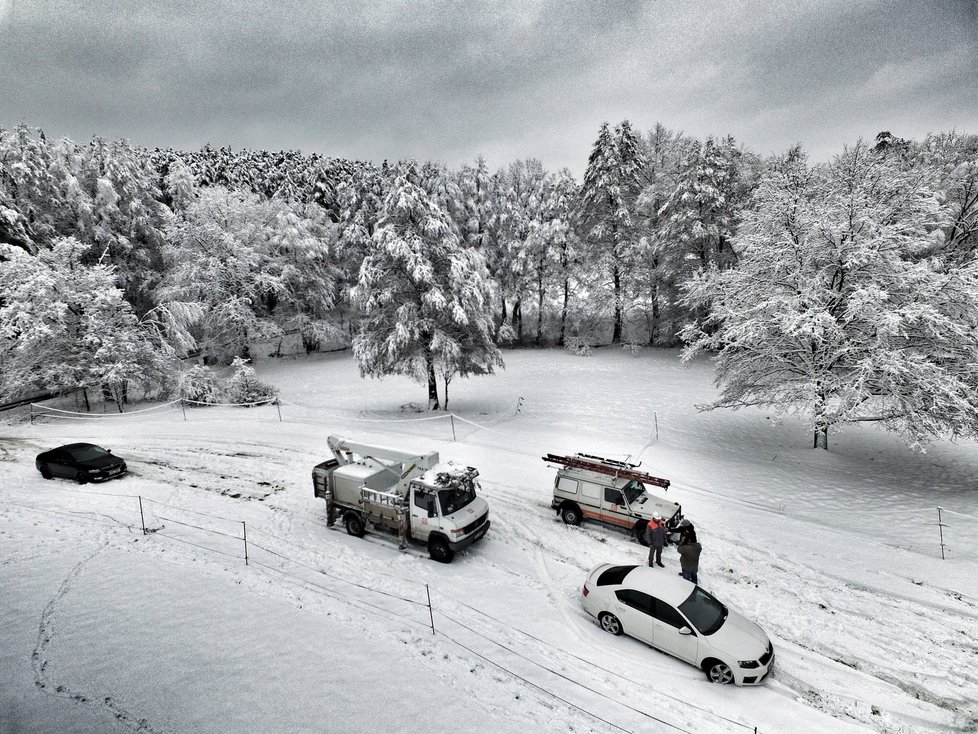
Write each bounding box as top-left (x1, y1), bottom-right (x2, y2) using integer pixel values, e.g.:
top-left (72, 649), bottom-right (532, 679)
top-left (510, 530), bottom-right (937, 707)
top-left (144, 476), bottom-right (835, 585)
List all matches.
top-left (622, 480), bottom-right (645, 504)
top-left (678, 586), bottom-right (728, 636)
top-left (437, 484), bottom-right (477, 515)
top-left (67, 445), bottom-right (108, 462)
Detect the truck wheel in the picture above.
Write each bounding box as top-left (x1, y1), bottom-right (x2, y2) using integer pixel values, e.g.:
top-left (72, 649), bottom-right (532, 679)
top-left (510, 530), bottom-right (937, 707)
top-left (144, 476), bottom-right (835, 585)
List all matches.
top-left (560, 503), bottom-right (582, 526)
top-left (344, 513), bottom-right (365, 538)
top-left (428, 537), bottom-right (455, 564)
top-left (634, 521), bottom-right (649, 546)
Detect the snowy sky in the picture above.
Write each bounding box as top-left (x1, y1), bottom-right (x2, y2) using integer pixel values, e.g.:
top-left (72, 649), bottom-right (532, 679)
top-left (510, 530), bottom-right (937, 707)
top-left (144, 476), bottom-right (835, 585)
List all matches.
top-left (1, 0), bottom-right (975, 177)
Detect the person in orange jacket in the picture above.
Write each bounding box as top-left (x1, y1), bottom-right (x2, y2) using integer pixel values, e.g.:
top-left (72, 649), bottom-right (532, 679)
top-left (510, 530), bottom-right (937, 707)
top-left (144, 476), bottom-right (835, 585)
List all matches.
top-left (644, 512), bottom-right (667, 567)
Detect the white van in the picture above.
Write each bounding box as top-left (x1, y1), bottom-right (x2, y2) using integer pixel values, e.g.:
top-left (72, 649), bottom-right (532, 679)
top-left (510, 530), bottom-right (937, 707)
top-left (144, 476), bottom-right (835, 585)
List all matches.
top-left (545, 452), bottom-right (686, 543)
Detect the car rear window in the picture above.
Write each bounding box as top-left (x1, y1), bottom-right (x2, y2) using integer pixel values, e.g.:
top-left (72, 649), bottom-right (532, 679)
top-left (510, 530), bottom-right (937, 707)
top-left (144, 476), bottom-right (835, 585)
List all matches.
top-left (596, 565), bottom-right (638, 586)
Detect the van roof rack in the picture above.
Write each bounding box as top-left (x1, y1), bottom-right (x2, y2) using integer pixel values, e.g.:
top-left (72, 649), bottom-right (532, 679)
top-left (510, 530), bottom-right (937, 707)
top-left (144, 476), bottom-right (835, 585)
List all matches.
top-left (543, 453), bottom-right (670, 489)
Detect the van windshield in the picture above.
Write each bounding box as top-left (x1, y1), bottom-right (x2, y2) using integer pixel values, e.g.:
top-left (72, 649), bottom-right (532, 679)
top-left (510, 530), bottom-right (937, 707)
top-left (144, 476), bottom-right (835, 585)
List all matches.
top-left (622, 480), bottom-right (646, 505)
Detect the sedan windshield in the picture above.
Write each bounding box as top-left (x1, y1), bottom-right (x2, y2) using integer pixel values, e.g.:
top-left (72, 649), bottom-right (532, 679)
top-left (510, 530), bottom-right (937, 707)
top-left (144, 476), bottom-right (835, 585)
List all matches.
top-left (67, 445), bottom-right (109, 462)
top-left (678, 586), bottom-right (728, 636)
top-left (437, 485), bottom-right (477, 515)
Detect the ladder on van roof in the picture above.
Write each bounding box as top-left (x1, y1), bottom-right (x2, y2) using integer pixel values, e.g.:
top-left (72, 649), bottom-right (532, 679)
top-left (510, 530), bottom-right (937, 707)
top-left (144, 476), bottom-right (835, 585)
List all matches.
top-left (543, 453), bottom-right (671, 489)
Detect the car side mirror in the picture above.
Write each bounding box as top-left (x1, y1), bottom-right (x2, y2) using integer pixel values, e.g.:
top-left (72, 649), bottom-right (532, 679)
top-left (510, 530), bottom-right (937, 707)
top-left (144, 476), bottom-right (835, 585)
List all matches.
top-left (679, 626), bottom-right (693, 636)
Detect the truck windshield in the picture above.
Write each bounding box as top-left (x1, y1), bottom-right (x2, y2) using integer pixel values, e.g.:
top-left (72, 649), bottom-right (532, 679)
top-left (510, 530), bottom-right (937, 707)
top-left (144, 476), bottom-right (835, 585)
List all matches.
top-left (622, 480), bottom-right (646, 505)
top-left (437, 484), bottom-right (477, 515)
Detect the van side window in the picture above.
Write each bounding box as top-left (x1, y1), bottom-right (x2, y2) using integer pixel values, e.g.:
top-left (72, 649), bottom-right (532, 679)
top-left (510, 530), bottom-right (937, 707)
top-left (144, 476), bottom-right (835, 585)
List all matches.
top-left (604, 487), bottom-right (625, 505)
top-left (556, 477), bottom-right (578, 494)
top-left (580, 482), bottom-right (601, 500)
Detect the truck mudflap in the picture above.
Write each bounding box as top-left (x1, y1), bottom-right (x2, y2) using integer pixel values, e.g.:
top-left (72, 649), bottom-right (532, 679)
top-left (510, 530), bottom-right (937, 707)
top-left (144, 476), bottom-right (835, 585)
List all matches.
top-left (448, 519), bottom-right (490, 552)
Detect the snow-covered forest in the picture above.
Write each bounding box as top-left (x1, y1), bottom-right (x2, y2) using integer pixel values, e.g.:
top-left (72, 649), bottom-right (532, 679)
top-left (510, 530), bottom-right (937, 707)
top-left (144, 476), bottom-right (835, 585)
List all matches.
top-left (1, 122), bottom-right (977, 447)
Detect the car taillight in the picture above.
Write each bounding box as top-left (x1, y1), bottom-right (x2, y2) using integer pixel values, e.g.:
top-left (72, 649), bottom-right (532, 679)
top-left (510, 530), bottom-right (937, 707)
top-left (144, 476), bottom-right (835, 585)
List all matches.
top-left (582, 585), bottom-right (589, 597)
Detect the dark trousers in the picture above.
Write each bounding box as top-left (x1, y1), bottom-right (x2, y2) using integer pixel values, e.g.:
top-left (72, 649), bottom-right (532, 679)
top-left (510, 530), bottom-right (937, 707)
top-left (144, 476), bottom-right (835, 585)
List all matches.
top-left (681, 570), bottom-right (698, 584)
top-left (648, 545), bottom-right (663, 566)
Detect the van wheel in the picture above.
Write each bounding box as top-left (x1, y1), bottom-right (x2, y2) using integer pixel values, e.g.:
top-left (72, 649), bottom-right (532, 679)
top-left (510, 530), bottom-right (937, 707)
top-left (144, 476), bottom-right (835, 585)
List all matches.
top-left (634, 521), bottom-right (649, 546)
top-left (428, 537), bottom-right (455, 564)
top-left (344, 513), bottom-right (365, 538)
top-left (560, 504), bottom-right (582, 526)
top-left (704, 660), bottom-right (734, 684)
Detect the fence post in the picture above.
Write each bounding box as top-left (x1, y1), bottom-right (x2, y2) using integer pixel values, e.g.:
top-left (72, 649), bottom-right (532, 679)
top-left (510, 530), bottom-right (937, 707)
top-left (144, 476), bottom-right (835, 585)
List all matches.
top-left (138, 496), bottom-right (146, 535)
top-left (450, 415), bottom-right (456, 442)
top-left (29, 404), bottom-right (34, 424)
top-left (654, 412), bottom-right (659, 441)
top-left (937, 507), bottom-right (947, 560)
top-left (181, 400), bottom-right (187, 421)
top-left (275, 400), bottom-right (282, 422)
top-left (426, 584), bottom-right (435, 635)
top-left (242, 521), bottom-right (249, 565)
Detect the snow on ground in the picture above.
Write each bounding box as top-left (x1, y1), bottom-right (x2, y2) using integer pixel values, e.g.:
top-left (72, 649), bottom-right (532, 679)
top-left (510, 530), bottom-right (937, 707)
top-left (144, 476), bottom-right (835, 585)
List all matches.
top-left (2, 348), bottom-right (977, 734)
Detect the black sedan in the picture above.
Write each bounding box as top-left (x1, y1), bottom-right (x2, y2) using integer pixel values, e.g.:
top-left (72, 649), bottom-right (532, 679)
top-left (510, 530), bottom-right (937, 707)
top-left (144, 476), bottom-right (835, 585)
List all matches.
top-left (36, 443), bottom-right (128, 483)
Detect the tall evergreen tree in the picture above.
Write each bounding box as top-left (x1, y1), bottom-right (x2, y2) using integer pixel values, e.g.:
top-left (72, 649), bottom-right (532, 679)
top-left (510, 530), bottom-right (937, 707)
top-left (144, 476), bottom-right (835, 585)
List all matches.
top-left (578, 120), bottom-right (647, 343)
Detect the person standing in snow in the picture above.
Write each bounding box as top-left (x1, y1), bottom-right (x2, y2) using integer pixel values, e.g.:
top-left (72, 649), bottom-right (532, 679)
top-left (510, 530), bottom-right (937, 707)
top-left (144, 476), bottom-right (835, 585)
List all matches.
top-left (645, 512), bottom-right (667, 567)
top-left (677, 528), bottom-right (701, 584)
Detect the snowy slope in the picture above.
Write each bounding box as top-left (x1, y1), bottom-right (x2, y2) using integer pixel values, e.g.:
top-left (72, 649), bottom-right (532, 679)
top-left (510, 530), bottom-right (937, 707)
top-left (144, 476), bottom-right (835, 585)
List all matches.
top-left (2, 349), bottom-right (977, 734)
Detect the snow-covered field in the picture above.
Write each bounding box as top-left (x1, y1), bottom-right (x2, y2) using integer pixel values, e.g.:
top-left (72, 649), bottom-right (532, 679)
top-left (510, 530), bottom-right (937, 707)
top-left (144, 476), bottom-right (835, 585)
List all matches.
top-left (2, 349), bottom-right (977, 734)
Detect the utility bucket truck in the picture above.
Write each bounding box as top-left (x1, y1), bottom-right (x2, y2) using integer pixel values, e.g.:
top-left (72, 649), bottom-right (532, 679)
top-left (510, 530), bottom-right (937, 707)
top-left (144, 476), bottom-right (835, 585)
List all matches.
top-left (545, 452), bottom-right (688, 544)
top-left (313, 435), bottom-right (490, 563)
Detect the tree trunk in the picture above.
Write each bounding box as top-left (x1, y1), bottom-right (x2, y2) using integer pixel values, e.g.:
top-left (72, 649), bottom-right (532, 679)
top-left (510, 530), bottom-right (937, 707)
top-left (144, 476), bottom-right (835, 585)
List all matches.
top-left (443, 376), bottom-right (451, 412)
top-left (535, 277), bottom-right (545, 347)
top-left (813, 424), bottom-right (829, 450)
top-left (559, 277), bottom-right (569, 347)
top-left (612, 262), bottom-right (623, 344)
top-left (511, 297), bottom-right (523, 343)
top-left (426, 351), bottom-right (440, 410)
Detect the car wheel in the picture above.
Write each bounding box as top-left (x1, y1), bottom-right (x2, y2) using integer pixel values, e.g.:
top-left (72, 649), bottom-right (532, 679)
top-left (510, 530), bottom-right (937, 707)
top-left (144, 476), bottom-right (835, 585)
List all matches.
top-left (39, 464), bottom-right (53, 480)
top-left (344, 513), bottom-right (365, 538)
top-left (705, 660), bottom-right (734, 684)
top-left (560, 504), bottom-right (582, 526)
top-left (74, 471), bottom-right (89, 485)
top-left (428, 537), bottom-right (455, 564)
top-left (599, 613), bottom-right (623, 636)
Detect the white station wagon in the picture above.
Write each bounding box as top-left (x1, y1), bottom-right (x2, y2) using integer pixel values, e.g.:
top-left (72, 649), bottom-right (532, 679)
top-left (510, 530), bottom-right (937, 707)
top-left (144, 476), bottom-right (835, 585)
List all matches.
top-left (581, 563), bottom-right (774, 685)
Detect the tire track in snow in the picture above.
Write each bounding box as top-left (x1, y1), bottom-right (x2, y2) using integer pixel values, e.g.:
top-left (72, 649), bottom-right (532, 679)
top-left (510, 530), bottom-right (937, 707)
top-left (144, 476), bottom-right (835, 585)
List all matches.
top-left (31, 537), bottom-right (162, 734)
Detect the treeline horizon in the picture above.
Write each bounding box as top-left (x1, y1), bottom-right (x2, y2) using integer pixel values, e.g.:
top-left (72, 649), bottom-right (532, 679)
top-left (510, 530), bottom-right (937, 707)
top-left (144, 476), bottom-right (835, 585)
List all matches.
top-left (1, 121), bottom-right (976, 448)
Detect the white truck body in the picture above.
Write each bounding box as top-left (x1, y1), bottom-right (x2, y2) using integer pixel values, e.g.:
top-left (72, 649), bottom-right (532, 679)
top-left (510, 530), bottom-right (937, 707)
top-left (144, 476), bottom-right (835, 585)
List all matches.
top-left (313, 435), bottom-right (490, 563)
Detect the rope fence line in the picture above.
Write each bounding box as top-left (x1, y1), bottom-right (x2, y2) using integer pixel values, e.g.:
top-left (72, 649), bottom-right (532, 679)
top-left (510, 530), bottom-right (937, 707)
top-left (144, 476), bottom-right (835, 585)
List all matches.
top-left (22, 394), bottom-right (524, 436)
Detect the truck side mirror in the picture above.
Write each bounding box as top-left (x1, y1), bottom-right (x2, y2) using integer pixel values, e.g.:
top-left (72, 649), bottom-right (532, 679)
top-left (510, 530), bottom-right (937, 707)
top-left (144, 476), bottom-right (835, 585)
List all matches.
top-left (426, 494), bottom-right (436, 518)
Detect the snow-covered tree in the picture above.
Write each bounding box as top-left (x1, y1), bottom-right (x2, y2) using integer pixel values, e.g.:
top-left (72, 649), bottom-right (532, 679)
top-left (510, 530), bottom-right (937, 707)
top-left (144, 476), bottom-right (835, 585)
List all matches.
top-left (0, 238), bottom-right (176, 407)
top-left (683, 143), bottom-right (978, 450)
top-left (350, 169), bottom-right (502, 410)
top-left (161, 186), bottom-right (337, 362)
top-left (653, 135), bottom-right (752, 340)
top-left (577, 120), bottom-right (648, 344)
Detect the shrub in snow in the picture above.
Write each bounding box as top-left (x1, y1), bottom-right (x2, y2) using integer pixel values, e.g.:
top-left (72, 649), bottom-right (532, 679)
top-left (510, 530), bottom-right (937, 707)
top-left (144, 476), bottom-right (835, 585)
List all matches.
top-left (178, 365), bottom-right (224, 405)
top-left (225, 357), bottom-right (279, 405)
top-left (564, 336), bottom-right (592, 357)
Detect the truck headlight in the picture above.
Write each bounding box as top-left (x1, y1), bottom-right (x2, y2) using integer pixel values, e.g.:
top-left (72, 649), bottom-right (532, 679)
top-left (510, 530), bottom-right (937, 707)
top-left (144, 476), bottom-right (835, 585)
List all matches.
top-left (450, 528), bottom-right (465, 535)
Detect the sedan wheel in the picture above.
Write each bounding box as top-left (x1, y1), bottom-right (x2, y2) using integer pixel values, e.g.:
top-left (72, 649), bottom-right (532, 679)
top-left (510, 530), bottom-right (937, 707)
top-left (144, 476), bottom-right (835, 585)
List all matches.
top-left (705, 660), bottom-right (734, 684)
top-left (599, 613), bottom-right (622, 636)
top-left (39, 464), bottom-right (53, 479)
top-left (74, 471), bottom-right (89, 485)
